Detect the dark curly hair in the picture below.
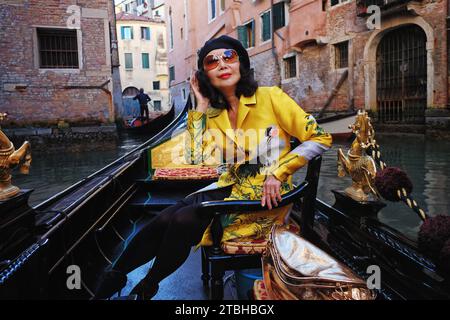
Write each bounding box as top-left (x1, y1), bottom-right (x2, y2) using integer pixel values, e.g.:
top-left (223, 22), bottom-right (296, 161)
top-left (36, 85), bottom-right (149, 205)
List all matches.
top-left (196, 64), bottom-right (258, 110)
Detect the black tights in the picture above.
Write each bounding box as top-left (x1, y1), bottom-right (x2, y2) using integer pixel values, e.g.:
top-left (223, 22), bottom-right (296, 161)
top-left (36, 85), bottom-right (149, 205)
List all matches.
top-left (112, 186), bottom-right (231, 288)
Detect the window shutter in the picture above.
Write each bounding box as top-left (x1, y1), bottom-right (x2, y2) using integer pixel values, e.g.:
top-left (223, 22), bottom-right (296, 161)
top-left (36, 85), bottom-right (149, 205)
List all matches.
top-left (251, 20), bottom-right (255, 47)
top-left (272, 2), bottom-right (285, 31)
top-left (121, 26), bottom-right (125, 39)
top-left (262, 12), bottom-right (271, 41)
top-left (130, 26), bottom-right (134, 39)
top-left (237, 25), bottom-right (248, 48)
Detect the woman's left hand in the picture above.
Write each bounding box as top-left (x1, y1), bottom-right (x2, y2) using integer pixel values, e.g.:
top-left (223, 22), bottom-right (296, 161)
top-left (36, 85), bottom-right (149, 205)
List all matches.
top-left (261, 175), bottom-right (282, 210)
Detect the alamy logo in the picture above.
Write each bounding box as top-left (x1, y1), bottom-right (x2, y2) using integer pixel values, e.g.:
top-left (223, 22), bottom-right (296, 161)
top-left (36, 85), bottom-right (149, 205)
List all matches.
top-left (66, 265), bottom-right (81, 290)
top-left (366, 265), bottom-right (381, 290)
top-left (66, 5), bottom-right (81, 29)
top-left (366, 5), bottom-right (381, 30)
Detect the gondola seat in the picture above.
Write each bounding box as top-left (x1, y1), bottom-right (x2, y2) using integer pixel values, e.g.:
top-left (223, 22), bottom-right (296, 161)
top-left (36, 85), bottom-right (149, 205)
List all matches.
top-left (198, 156), bottom-right (322, 300)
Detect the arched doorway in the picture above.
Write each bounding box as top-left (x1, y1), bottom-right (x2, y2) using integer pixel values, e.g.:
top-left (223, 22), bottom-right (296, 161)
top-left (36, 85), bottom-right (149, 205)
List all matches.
top-left (122, 86), bottom-right (139, 97)
top-left (376, 25), bottom-right (427, 123)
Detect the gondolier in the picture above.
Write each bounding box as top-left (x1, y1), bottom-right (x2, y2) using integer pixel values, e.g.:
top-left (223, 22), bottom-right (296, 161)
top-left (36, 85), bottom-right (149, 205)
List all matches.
top-left (133, 88), bottom-right (151, 119)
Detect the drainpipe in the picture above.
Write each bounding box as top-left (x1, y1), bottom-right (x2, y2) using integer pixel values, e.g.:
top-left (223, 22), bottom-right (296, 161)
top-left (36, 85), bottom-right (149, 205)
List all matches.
top-left (271, 0), bottom-right (282, 87)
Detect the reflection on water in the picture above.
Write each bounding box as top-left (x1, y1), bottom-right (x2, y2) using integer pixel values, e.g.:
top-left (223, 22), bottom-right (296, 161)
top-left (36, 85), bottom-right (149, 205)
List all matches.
top-left (314, 135), bottom-right (450, 241)
top-left (11, 131), bottom-right (450, 241)
top-left (13, 132), bottom-right (150, 207)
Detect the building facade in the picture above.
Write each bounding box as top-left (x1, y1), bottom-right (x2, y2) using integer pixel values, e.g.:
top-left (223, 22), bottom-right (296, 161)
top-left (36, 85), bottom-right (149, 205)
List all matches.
top-left (0, 0), bottom-right (122, 127)
top-left (116, 12), bottom-right (170, 117)
top-left (165, 0), bottom-right (449, 130)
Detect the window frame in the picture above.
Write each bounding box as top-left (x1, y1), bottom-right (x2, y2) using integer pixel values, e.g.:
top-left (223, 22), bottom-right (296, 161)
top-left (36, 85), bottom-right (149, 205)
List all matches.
top-left (169, 65), bottom-right (175, 82)
top-left (334, 40), bottom-right (349, 69)
top-left (35, 27), bottom-right (81, 70)
top-left (208, 0), bottom-right (217, 23)
top-left (153, 100), bottom-right (162, 111)
top-left (272, 1), bottom-right (287, 31)
top-left (141, 26), bottom-right (151, 40)
top-left (260, 9), bottom-right (272, 44)
top-left (121, 26), bottom-right (134, 40)
top-left (124, 53), bottom-right (133, 70)
top-left (219, 0), bottom-right (226, 15)
top-left (237, 19), bottom-right (255, 49)
top-left (283, 54), bottom-right (297, 80)
top-left (141, 53), bottom-right (150, 69)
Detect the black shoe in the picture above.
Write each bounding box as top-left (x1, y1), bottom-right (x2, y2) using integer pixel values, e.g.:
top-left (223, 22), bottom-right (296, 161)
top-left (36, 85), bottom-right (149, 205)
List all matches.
top-left (93, 269), bottom-right (127, 300)
top-left (129, 278), bottom-right (159, 300)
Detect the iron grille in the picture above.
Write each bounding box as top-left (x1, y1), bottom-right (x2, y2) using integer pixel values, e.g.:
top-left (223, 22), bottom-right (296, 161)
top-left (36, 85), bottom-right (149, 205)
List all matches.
top-left (376, 25), bottom-right (426, 124)
top-left (37, 28), bottom-right (79, 69)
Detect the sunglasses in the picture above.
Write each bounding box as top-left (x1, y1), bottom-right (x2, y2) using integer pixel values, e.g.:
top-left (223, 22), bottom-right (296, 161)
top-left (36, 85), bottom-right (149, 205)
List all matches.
top-left (203, 49), bottom-right (239, 71)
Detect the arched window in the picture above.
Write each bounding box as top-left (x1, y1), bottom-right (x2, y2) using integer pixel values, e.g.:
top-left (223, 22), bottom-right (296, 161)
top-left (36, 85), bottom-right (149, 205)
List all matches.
top-left (122, 86), bottom-right (139, 97)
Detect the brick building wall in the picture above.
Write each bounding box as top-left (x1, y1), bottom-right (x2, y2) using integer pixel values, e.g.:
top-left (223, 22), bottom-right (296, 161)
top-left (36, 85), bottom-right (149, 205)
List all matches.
top-left (0, 0), bottom-right (117, 127)
top-left (166, 0), bottom-right (448, 128)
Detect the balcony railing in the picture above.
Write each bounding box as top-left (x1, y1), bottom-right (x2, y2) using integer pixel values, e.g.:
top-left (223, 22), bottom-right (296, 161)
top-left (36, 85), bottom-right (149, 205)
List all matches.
top-left (356, 0), bottom-right (422, 17)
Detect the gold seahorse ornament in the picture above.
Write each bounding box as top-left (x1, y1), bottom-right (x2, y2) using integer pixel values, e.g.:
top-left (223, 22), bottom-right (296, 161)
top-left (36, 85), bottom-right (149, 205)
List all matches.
top-left (337, 110), bottom-right (378, 202)
top-left (0, 113), bottom-right (32, 200)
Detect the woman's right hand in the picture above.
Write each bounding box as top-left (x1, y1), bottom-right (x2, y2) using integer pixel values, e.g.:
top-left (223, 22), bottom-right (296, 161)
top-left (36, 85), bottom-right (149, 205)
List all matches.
top-left (190, 71), bottom-right (209, 113)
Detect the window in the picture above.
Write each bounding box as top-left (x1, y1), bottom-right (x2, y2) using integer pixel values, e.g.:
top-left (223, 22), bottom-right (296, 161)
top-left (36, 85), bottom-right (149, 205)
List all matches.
top-left (141, 27), bottom-right (150, 40)
top-left (272, 2), bottom-right (286, 31)
top-left (237, 20), bottom-right (255, 49)
top-left (123, 86), bottom-right (139, 97)
top-left (125, 3), bottom-right (130, 12)
top-left (169, 11), bottom-right (174, 49)
top-left (169, 66), bottom-right (175, 82)
top-left (137, 0), bottom-right (144, 5)
top-left (330, 0), bottom-right (350, 6)
top-left (209, 0), bottom-right (216, 21)
top-left (261, 10), bottom-right (271, 42)
top-left (155, 10), bottom-right (160, 16)
top-left (121, 26), bottom-right (133, 40)
top-left (153, 81), bottom-right (160, 90)
top-left (335, 41), bottom-right (349, 68)
top-left (284, 55), bottom-right (296, 79)
top-left (153, 100), bottom-right (162, 111)
top-left (220, 0), bottom-right (226, 14)
top-left (125, 53), bottom-right (133, 69)
top-left (37, 28), bottom-right (79, 69)
top-left (142, 53), bottom-right (149, 69)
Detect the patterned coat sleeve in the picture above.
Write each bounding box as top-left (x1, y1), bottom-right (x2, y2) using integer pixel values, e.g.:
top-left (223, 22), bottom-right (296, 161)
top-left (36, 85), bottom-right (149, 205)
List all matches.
top-left (269, 86), bottom-right (333, 182)
top-left (187, 110), bottom-right (220, 165)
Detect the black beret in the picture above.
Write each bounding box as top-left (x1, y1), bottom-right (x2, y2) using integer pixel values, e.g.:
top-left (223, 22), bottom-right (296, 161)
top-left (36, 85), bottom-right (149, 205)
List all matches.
top-left (197, 35), bottom-right (250, 71)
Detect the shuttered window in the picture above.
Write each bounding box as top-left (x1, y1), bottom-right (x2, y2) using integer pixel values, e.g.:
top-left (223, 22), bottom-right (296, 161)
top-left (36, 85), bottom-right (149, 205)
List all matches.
top-left (169, 66), bottom-right (175, 82)
top-left (272, 2), bottom-right (285, 31)
top-left (237, 20), bottom-right (255, 49)
top-left (142, 53), bottom-right (149, 69)
top-left (125, 53), bottom-right (133, 69)
top-left (261, 11), bottom-right (271, 42)
top-left (141, 27), bottom-right (150, 40)
top-left (121, 26), bottom-right (133, 40)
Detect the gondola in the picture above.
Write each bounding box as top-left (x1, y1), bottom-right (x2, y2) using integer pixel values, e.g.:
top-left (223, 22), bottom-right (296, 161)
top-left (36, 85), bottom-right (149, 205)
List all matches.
top-left (315, 111), bottom-right (357, 141)
top-left (122, 104), bottom-right (175, 135)
top-left (0, 97), bottom-right (449, 300)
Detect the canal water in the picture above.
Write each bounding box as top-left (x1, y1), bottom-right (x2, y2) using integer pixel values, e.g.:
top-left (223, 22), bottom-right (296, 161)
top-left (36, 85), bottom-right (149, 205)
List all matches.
top-left (12, 131), bottom-right (450, 241)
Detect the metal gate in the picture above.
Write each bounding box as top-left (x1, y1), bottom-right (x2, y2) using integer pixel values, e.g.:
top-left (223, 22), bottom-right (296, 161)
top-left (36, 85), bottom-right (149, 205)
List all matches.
top-left (376, 25), bottom-right (427, 124)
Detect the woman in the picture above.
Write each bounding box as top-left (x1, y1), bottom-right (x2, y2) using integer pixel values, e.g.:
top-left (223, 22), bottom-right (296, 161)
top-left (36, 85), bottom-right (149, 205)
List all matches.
top-left (94, 35), bottom-right (332, 300)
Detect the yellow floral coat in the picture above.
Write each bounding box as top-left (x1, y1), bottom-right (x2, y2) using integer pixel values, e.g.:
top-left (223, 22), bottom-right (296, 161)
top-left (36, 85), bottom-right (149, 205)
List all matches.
top-left (188, 86), bottom-right (332, 246)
